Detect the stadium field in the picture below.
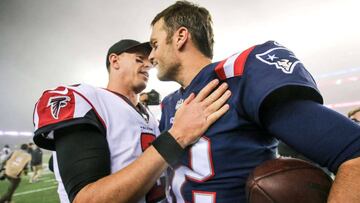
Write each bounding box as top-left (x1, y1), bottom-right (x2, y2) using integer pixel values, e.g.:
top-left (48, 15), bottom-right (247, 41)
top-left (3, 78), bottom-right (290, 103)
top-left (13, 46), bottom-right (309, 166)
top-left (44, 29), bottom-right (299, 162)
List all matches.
top-left (0, 170), bottom-right (59, 203)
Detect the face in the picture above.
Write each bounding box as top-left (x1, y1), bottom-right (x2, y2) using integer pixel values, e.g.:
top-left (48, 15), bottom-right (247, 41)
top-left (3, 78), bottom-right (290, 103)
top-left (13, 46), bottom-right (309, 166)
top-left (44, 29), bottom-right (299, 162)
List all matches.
top-left (350, 111), bottom-right (360, 124)
top-left (139, 93), bottom-right (148, 103)
top-left (115, 51), bottom-right (152, 93)
top-left (149, 19), bottom-right (180, 81)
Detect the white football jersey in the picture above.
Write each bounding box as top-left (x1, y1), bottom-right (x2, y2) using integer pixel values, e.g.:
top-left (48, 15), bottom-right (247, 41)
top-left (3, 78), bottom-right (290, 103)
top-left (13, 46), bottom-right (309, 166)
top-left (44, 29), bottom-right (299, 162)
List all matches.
top-left (33, 84), bottom-right (162, 203)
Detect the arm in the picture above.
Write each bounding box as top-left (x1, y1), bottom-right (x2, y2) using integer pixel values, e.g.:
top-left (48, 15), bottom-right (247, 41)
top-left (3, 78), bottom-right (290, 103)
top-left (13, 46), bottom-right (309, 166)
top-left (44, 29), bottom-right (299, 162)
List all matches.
top-left (23, 163), bottom-right (29, 176)
top-left (327, 156), bottom-right (360, 202)
top-left (71, 79), bottom-right (230, 203)
top-left (262, 99), bottom-right (360, 202)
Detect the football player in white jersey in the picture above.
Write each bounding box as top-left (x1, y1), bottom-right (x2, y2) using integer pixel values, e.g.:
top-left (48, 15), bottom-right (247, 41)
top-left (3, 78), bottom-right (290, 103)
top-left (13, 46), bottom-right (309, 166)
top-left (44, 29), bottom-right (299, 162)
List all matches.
top-left (33, 39), bottom-right (231, 203)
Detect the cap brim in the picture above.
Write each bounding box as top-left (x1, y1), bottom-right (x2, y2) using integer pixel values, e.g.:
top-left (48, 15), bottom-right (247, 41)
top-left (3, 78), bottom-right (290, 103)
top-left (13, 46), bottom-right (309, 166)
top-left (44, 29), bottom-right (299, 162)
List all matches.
top-left (125, 42), bottom-right (152, 55)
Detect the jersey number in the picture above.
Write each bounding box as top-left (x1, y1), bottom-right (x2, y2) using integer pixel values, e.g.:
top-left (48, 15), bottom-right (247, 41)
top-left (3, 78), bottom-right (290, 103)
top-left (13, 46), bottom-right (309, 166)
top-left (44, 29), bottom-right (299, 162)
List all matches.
top-left (141, 133), bottom-right (166, 203)
top-left (170, 136), bottom-right (215, 203)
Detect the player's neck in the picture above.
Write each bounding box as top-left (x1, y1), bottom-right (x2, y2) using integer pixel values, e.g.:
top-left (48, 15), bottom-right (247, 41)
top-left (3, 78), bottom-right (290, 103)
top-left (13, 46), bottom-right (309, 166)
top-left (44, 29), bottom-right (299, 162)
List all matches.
top-left (178, 53), bottom-right (211, 88)
top-left (107, 83), bottom-right (138, 106)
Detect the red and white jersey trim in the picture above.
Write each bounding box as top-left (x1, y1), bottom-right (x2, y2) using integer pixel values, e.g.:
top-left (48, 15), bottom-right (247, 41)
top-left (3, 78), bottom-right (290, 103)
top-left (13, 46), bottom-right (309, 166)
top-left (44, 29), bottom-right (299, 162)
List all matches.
top-left (34, 84), bottom-right (161, 203)
top-left (33, 86), bottom-right (94, 130)
top-left (215, 46), bottom-right (255, 80)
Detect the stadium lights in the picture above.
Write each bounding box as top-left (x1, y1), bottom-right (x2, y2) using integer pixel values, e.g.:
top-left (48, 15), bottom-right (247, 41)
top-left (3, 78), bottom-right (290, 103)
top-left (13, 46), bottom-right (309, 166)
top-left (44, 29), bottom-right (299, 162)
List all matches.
top-left (317, 67), bottom-right (360, 79)
top-left (19, 132), bottom-right (34, 136)
top-left (0, 131), bottom-right (33, 137)
top-left (325, 101), bottom-right (360, 109)
top-left (4, 131), bottom-right (19, 136)
top-left (317, 75), bottom-right (359, 87)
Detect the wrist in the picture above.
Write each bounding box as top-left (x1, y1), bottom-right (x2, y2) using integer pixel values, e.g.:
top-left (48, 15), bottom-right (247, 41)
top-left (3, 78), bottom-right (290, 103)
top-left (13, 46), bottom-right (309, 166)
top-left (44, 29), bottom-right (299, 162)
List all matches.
top-left (168, 128), bottom-right (187, 148)
top-left (152, 131), bottom-right (185, 167)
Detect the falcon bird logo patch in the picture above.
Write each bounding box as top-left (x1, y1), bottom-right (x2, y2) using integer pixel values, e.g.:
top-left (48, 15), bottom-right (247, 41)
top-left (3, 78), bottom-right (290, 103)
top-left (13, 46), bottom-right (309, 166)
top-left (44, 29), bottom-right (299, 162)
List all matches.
top-left (47, 96), bottom-right (71, 119)
top-left (256, 47), bottom-right (301, 74)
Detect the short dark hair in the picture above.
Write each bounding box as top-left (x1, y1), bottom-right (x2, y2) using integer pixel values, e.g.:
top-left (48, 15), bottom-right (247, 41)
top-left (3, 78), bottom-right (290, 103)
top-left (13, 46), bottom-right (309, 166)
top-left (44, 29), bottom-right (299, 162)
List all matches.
top-left (20, 144), bottom-right (28, 150)
top-left (151, 1), bottom-right (214, 59)
top-left (348, 107), bottom-right (360, 118)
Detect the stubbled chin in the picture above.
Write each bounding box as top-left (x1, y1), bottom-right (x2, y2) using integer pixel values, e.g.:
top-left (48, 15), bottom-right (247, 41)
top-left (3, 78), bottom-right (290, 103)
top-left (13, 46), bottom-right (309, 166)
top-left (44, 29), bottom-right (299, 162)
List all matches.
top-left (157, 70), bottom-right (172, 81)
top-left (135, 82), bottom-right (147, 94)
top-left (139, 73), bottom-right (149, 81)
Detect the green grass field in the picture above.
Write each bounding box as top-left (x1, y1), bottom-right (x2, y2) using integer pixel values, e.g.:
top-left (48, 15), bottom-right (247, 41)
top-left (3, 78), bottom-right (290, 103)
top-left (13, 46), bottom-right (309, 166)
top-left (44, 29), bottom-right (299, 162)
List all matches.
top-left (0, 170), bottom-right (60, 203)
top-left (0, 152), bottom-right (60, 203)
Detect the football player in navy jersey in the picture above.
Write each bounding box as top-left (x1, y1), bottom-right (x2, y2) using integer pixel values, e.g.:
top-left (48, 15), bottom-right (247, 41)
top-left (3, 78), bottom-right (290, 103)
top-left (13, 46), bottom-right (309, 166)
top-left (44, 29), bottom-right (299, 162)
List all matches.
top-left (149, 1), bottom-right (360, 202)
top-left (33, 39), bottom-right (230, 203)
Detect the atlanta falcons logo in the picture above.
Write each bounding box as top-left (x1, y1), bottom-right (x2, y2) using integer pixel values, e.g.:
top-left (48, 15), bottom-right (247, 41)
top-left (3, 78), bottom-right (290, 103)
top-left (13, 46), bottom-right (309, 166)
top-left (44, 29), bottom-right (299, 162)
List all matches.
top-left (256, 47), bottom-right (301, 74)
top-left (47, 96), bottom-right (71, 119)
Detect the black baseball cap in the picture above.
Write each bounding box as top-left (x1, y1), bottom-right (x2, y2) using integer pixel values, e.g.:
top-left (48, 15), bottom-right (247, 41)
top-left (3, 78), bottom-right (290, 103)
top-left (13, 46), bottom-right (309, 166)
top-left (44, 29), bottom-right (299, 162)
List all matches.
top-left (106, 39), bottom-right (151, 68)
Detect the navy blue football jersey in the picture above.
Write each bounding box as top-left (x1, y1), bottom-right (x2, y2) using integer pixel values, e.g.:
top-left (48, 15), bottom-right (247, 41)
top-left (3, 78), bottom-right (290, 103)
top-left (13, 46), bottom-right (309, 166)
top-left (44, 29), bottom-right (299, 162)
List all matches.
top-left (159, 41), bottom-right (323, 203)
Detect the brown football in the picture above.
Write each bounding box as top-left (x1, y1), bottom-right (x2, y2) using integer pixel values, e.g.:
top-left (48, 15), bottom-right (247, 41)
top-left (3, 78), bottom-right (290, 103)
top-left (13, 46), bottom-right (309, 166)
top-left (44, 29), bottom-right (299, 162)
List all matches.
top-left (246, 158), bottom-right (333, 203)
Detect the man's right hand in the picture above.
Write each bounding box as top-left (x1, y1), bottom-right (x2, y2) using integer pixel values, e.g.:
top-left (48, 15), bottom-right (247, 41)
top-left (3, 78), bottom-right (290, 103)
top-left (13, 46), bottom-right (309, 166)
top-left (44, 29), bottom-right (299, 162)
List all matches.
top-left (169, 79), bottom-right (231, 148)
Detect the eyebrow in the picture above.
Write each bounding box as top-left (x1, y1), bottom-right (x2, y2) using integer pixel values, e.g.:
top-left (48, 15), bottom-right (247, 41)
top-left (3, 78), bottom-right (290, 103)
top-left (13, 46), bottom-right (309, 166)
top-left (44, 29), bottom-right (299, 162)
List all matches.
top-left (149, 39), bottom-right (156, 47)
top-left (136, 54), bottom-right (146, 59)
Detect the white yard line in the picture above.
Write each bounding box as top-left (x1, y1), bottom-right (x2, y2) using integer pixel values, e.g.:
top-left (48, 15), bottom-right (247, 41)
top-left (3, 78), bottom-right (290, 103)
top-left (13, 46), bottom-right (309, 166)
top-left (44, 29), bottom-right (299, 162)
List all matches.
top-left (43, 179), bottom-right (57, 183)
top-left (13, 185), bottom-right (57, 196)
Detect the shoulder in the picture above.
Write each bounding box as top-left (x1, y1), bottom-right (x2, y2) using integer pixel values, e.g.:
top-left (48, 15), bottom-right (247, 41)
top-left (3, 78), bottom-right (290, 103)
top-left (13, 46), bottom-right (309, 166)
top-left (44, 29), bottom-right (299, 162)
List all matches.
top-left (33, 84), bottom-right (109, 150)
top-left (160, 89), bottom-right (181, 109)
top-left (249, 41), bottom-right (301, 74)
top-left (33, 84), bottom-right (102, 130)
top-left (214, 40), bottom-right (296, 79)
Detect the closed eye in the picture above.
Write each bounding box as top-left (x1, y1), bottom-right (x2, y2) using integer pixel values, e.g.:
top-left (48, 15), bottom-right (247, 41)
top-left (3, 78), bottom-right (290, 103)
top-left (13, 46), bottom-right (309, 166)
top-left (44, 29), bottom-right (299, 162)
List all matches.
top-left (136, 56), bottom-right (144, 63)
top-left (150, 40), bottom-right (157, 50)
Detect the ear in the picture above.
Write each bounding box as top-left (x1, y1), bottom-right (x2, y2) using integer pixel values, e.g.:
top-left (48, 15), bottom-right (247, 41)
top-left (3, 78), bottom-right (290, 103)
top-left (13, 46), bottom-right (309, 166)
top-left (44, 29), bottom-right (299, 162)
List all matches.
top-left (174, 26), bottom-right (189, 51)
top-left (109, 53), bottom-right (120, 70)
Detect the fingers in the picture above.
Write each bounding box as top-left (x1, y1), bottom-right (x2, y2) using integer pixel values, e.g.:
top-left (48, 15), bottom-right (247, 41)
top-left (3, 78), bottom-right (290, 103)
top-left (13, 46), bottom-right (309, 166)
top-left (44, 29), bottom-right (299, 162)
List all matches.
top-left (206, 104), bottom-right (230, 127)
top-left (184, 93), bottom-right (195, 105)
top-left (193, 79), bottom-right (219, 102)
top-left (205, 89), bottom-right (231, 116)
top-left (202, 82), bottom-right (229, 107)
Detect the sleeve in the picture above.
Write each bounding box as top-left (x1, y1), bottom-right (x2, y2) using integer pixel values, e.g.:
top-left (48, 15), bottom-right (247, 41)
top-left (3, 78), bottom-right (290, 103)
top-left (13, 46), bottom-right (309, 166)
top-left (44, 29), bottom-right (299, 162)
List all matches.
top-left (263, 99), bottom-right (360, 172)
top-left (159, 102), bottom-right (166, 132)
top-left (239, 41), bottom-right (323, 125)
top-left (54, 123), bottom-right (111, 202)
top-left (33, 86), bottom-right (105, 150)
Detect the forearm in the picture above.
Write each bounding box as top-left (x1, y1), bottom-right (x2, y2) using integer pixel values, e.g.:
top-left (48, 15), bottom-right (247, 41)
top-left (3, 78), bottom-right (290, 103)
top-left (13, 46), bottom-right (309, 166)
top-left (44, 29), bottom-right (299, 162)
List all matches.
top-left (74, 146), bottom-right (168, 203)
top-left (327, 156), bottom-right (360, 202)
top-left (72, 79), bottom-right (230, 202)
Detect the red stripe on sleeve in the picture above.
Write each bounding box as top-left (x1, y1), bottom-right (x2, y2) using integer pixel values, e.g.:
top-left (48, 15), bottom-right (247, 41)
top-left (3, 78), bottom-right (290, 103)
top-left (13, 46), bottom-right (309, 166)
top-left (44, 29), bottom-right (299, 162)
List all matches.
top-left (214, 60), bottom-right (227, 80)
top-left (234, 46), bottom-right (256, 76)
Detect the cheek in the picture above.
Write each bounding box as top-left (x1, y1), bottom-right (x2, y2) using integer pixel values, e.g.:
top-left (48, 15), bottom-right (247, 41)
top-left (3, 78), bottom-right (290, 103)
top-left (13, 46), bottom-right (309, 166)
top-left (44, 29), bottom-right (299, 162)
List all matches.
top-left (155, 48), bottom-right (163, 60)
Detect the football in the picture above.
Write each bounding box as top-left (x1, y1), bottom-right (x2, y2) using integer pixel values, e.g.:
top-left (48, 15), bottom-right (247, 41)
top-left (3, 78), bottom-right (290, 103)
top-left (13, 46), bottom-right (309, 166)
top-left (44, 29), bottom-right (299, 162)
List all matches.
top-left (246, 158), bottom-right (333, 203)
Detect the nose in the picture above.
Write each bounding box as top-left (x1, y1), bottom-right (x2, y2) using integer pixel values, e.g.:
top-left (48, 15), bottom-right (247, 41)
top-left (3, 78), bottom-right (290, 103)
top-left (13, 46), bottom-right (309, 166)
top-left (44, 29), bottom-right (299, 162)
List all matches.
top-left (144, 59), bottom-right (152, 70)
top-left (148, 49), bottom-right (155, 65)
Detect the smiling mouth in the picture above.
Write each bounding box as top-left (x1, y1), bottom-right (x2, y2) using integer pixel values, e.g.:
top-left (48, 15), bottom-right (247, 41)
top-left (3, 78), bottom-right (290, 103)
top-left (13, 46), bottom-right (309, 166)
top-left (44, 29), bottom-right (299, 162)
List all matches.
top-left (139, 71), bottom-right (149, 78)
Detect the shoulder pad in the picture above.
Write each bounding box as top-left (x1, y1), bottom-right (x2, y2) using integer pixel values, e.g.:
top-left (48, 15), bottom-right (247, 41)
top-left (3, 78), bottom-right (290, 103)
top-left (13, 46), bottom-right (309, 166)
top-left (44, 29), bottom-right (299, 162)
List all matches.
top-left (215, 46), bottom-right (255, 80)
top-left (33, 85), bottom-right (92, 130)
